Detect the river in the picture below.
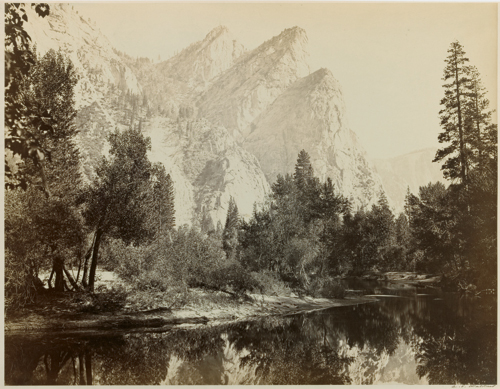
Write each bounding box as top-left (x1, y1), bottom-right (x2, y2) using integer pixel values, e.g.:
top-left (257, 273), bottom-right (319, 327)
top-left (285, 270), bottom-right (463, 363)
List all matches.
top-left (5, 280), bottom-right (496, 385)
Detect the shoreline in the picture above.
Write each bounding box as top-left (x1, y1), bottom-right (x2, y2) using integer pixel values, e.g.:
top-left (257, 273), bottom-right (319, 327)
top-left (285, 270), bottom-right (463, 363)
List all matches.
top-left (5, 271), bottom-right (441, 336)
top-left (5, 293), bottom-right (376, 336)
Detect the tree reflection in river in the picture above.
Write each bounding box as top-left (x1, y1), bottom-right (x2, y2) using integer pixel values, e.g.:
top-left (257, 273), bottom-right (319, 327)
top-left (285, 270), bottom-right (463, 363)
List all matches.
top-left (5, 288), bottom-right (496, 385)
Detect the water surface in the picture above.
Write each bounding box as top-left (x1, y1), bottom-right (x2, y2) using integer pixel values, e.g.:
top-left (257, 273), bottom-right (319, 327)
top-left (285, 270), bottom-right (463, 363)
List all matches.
top-left (5, 281), bottom-right (496, 385)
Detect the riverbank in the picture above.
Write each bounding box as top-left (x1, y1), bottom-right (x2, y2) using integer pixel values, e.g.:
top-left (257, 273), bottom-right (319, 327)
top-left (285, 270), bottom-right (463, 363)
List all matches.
top-left (5, 289), bottom-right (375, 335)
top-left (353, 271), bottom-right (441, 285)
top-left (6, 270), bottom-right (443, 335)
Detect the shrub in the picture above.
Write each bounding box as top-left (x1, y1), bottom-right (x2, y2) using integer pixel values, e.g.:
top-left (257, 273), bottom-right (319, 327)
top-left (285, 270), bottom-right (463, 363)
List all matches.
top-left (79, 284), bottom-right (129, 313)
top-left (250, 270), bottom-right (292, 296)
top-left (207, 262), bottom-right (259, 295)
top-left (307, 277), bottom-right (346, 299)
top-left (4, 249), bottom-right (41, 311)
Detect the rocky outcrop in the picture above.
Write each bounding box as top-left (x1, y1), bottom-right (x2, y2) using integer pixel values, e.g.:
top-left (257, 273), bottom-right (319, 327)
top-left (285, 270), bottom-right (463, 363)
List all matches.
top-left (24, 3), bottom-right (141, 108)
top-left (244, 68), bottom-right (384, 209)
top-left (197, 27), bottom-right (311, 139)
top-left (135, 26), bottom-right (246, 109)
top-left (157, 26), bottom-right (245, 92)
top-left (145, 117), bottom-right (270, 227)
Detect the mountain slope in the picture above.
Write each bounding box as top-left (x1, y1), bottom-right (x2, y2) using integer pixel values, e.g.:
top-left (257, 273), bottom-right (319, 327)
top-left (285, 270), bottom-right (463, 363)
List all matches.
top-left (23, 6), bottom-right (270, 227)
top-left (243, 68), bottom-right (384, 209)
top-left (24, 3), bottom-right (141, 107)
top-left (125, 26), bottom-right (246, 114)
top-left (145, 118), bottom-right (270, 227)
top-left (197, 27), bottom-right (311, 139)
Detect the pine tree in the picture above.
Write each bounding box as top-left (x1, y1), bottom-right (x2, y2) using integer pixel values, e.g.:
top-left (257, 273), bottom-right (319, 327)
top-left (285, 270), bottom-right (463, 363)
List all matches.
top-left (151, 164), bottom-right (175, 235)
top-left (294, 149), bottom-right (314, 192)
top-left (223, 196), bottom-right (240, 260)
top-left (465, 66), bottom-right (497, 173)
top-left (434, 41), bottom-right (473, 184)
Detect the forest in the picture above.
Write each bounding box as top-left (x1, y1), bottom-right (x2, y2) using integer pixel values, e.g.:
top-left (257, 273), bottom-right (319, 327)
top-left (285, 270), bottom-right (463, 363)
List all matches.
top-left (4, 4), bottom-right (497, 314)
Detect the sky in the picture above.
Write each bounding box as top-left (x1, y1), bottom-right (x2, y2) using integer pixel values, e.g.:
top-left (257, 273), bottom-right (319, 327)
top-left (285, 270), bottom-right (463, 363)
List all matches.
top-left (75, 2), bottom-right (497, 159)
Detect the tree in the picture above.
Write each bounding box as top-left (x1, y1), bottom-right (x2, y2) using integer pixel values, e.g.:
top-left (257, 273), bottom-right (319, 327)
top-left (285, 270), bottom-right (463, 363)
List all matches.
top-left (5, 49), bottom-right (84, 300)
top-left (464, 66), bottom-right (498, 174)
top-left (294, 149), bottom-right (314, 193)
top-left (434, 41), bottom-right (473, 184)
top-left (150, 164), bottom-right (175, 235)
top-left (79, 128), bottom-right (167, 291)
top-left (223, 196), bottom-right (240, 260)
top-left (5, 3), bottom-right (51, 190)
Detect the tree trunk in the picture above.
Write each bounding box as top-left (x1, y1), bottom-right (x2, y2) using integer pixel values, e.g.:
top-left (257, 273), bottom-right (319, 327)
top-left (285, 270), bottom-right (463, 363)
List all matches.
top-left (88, 229), bottom-right (104, 292)
top-left (82, 232), bottom-right (97, 288)
top-left (47, 269), bottom-right (55, 289)
top-left (85, 353), bottom-right (92, 385)
top-left (53, 257), bottom-right (64, 292)
top-left (63, 266), bottom-right (81, 291)
top-left (78, 354), bottom-right (85, 385)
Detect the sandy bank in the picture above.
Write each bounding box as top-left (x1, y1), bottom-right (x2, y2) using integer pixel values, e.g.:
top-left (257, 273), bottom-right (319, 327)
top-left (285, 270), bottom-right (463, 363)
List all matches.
top-left (5, 293), bottom-right (375, 335)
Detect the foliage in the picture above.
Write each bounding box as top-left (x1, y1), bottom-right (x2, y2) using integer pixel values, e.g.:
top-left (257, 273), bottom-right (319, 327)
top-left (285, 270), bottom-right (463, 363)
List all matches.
top-left (78, 128), bottom-right (174, 290)
top-left (222, 196), bottom-right (239, 260)
top-left (4, 48), bottom-right (84, 305)
top-left (239, 150), bottom-right (351, 291)
top-left (79, 285), bottom-right (129, 313)
top-left (307, 277), bottom-right (346, 299)
top-left (407, 42), bottom-right (497, 290)
top-left (249, 270), bottom-right (292, 296)
top-left (5, 3), bottom-right (51, 190)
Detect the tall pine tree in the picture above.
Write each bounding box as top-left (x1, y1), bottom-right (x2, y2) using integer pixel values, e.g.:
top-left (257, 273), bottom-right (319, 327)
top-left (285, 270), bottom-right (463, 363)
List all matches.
top-left (434, 41), bottom-right (473, 184)
top-left (223, 196), bottom-right (240, 260)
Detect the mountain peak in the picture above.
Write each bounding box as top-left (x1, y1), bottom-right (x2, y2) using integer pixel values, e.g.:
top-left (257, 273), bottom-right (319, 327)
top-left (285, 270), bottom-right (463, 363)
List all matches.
top-left (205, 25), bottom-right (231, 40)
top-left (305, 68), bottom-right (341, 89)
top-left (257, 26), bottom-right (308, 55)
top-left (197, 26), bottom-right (311, 137)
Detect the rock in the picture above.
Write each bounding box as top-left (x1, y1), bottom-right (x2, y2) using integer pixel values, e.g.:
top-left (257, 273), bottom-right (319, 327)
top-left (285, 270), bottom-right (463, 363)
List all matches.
top-left (145, 117), bottom-right (270, 226)
top-left (197, 26), bottom-right (310, 139)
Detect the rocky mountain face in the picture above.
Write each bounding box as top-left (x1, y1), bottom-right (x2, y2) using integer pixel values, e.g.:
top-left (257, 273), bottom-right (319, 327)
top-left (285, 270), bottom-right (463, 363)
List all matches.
top-left (128, 26), bottom-right (246, 113)
top-left (197, 27), bottom-right (311, 139)
top-left (23, 5), bottom-right (269, 227)
top-left (244, 68), bottom-right (384, 209)
top-left (373, 148), bottom-right (446, 212)
top-left (25, 4), bottom-right (439, 227)
top-left (144, 117), bottom-right (270, 229)
top-left (24, 3), bottom-right (141, 107)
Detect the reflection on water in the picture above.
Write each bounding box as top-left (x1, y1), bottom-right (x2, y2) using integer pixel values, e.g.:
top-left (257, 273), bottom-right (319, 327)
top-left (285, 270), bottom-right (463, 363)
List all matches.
top-left (5, 282), bottom-right (496, 385)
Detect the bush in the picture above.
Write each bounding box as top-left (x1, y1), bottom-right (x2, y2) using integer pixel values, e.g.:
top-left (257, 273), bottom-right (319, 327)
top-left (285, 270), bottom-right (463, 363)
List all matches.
top-left (206, 262), bottom-right (259, 295)
top-left (75, 285), bottom-right (129, 313)
top-left (4, 249), bottom-right (40, 311)
top-left (250, 270), bottom-right (292, 296)
top-left (307, 277), bottom-right (346, 299)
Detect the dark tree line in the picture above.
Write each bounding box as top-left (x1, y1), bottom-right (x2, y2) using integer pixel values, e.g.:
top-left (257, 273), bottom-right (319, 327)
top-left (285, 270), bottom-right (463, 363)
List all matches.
top-left (233, 149), bottom-right (412, 294)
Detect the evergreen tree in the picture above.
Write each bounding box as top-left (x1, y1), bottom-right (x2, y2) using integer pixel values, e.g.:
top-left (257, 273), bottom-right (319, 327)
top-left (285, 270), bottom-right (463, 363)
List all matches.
top-left (294, 149), bottom-right (314, 193)
top-left (465, 66), bottom-right (497, 173)
top-left (150, 164), bottom-right (175, 235)
top-left (434, 41), bottom-right (473, 184)
top-left (223, 196), bottom-right (240, 260)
